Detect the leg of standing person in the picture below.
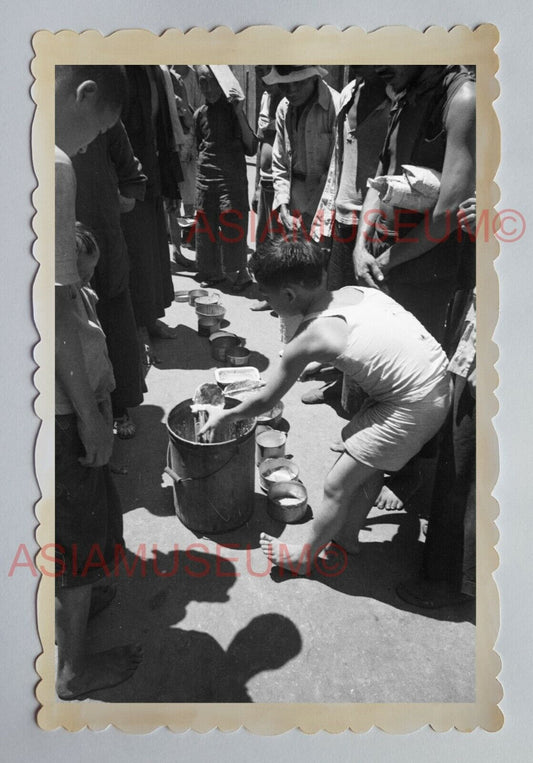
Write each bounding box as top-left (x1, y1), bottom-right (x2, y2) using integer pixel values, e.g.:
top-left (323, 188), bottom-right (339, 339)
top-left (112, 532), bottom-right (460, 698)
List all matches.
top-left (96, 289), bottom-right (145, 439)
top-left (55, 414), bottom-right (142, 699)
top-left (250, 182), bottom-right (277, 310)
top-left (195, 193), bottom-right (225, 286)
top-left (396, 375), bottom-right (475, 607)
top-left (221, 204), bottom-right (252, 292)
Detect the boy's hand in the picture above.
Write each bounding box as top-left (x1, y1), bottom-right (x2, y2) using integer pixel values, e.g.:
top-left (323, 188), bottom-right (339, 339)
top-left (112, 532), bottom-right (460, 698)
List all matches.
top-left (77, 406), bottom-right (114, 467)
top-left (191, 404), bottom-right (229, 441)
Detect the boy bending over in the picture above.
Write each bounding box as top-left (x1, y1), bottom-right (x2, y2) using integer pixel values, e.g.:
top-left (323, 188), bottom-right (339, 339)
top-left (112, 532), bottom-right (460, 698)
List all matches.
top-left (198, 238), bottom-right (452, 575)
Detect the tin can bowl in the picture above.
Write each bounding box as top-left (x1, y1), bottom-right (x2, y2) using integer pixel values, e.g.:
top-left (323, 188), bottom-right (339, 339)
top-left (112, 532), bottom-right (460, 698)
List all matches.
top-left (211, 334), bottom-right (242, 362)
top-left (226, 346), bottom-right (251, 366)
top-left (259, 457), bottom-right (299, 492)
top-left (188, 289), bottom-right (208, 306)
top-left (267, 480), bottom-right (308, 523)
top-left (194, 294), bottom-right (223, 314)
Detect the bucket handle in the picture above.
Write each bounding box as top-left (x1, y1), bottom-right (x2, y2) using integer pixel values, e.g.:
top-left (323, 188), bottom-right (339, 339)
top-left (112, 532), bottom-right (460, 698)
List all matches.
top-left (164, 445), bottom-right (234, 524)
top-left (165, 443), bottom-right (241, 483)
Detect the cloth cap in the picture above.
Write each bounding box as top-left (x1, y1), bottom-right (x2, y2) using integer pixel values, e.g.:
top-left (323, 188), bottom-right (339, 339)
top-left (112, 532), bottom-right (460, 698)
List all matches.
top-left (262, 65), bottom-right (328, 85)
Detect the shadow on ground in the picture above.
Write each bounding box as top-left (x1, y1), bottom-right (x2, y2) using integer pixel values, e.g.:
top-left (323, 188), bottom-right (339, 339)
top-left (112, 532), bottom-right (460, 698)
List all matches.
top-left (86, 548), bottom-right (302, 703)
top-left (113, 404), bottom-right (174, 518)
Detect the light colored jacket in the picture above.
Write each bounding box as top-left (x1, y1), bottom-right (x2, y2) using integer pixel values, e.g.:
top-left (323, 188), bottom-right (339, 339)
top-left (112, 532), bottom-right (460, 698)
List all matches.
top-left (272, 78), bottom-right (340, 241)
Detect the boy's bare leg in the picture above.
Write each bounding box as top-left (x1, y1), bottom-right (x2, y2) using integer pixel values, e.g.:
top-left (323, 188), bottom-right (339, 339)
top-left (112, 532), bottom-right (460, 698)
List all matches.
top-left (56, 583), bottom-right (143, 700)
top-left (260, 454), bottom-right (380, 575)
top-left (333, 472), bottom-right (383, 554)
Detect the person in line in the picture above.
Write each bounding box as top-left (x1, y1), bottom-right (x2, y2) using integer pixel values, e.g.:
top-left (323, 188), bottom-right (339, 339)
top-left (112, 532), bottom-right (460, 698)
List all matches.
top-left (195, 238), bottom-right (452, 575)
top-left (301, 65), bottom-right (391, 404)
top-left (193, 65), bottom-right (258, 291)
top-left (120, 65), bottom-right (183, 352)
top-left (55, 65), bottom-right (143, 699)
top-left (72, 119), bottom-right (147, 440)
top-left (249, 65), bottom-right (283, 311)
top-left (262, 64), bottom-right (340, 343)
top-left (397, 197), bottom-right (477, 608)
top-left (353, 65), bottom-right (475, 346)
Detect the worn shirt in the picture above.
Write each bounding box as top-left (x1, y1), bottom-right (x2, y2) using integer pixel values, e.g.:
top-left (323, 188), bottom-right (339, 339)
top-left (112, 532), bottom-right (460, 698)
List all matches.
top-left (334, 80), bottom-right (391, 225)
top-left (195, 97), bottom-right (248, 202)
top-left (55, 286), bottom-right (116, 414)
top-left (271, 78), bottom-right (340, 220)
top-left (72, 121), bottom-right (147, 300)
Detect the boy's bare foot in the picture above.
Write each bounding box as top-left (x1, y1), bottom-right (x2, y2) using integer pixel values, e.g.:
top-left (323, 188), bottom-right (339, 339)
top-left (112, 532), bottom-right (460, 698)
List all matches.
top-left (375, 485), bottom-right (404, 511)
top-left (259, 533), bottom-right (315, 576)
top-left (56, 643), bottom-right (143, 700)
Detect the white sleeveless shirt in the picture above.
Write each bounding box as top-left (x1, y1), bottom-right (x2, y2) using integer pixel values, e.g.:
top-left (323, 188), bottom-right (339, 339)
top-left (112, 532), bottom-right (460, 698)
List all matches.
top-left (301, 287), bottom-right (449, 404)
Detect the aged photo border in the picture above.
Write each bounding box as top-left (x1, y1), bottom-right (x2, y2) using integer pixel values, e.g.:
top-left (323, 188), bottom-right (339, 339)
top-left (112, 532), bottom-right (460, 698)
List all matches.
top-left (32, 24), bottom-right (502, 732)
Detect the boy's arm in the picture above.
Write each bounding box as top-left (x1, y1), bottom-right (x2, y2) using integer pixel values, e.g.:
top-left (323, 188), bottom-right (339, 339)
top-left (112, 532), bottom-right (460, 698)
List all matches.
top-left (56, 287), bottom-right (114, 467)
top-left (198, 319), bottom-right (342, 436)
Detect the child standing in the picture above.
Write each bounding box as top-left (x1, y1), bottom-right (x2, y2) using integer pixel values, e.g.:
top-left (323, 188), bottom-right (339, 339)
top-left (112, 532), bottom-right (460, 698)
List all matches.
top-left (193, 65), bottom-right (257, 290)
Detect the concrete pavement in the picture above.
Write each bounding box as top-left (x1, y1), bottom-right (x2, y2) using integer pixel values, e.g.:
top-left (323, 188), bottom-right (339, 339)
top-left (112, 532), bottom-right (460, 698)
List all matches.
top-left (84, 247), bottom-right (475, 704)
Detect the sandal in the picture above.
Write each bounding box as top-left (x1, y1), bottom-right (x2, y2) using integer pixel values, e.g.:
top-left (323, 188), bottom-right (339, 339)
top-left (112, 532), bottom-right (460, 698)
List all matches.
top-left (113, 413), bottom-right (136, 439)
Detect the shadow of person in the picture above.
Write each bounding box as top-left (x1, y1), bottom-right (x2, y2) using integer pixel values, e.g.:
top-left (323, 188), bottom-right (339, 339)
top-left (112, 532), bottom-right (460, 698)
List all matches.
top-left (268, 510), bottom-right (475, 625)
top-left (86, 549), bottom-right (302, 702)
top-left (86, 548), bottom-right (237, 702)
top-left (112, 404), bottom-right (175, 518)
top-left (148, 323), bottom-right (220, 371)
top-left (212, 614), bottom-right (303, 701)
top-left (204, 490), bottom-right (305, 550)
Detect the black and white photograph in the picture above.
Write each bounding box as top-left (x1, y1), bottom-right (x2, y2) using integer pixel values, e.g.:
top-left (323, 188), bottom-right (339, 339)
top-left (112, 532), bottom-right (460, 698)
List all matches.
top-left (30, 25), bottom-right (500, 733)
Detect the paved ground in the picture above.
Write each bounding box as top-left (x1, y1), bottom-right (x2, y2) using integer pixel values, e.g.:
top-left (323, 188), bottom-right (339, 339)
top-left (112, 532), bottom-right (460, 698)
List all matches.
top-left (84, 272), bottom-right (475, 704)
top-left (83, 162), bottom-right (475, 704)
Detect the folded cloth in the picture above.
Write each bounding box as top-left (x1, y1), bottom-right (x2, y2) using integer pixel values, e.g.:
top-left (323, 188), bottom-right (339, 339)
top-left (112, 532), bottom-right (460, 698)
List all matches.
top-left (368, 165), bottom-right (442, 211)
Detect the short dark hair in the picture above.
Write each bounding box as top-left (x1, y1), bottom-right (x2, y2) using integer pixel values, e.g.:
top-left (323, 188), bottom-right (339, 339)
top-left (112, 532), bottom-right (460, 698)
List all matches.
top-left (55, 65), bottom-right (128, 110)
top-left (249, 237), bottom-right (325, 290)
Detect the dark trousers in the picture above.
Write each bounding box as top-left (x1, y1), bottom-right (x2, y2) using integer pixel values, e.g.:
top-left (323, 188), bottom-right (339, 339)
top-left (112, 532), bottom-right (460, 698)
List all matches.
top-left (327, 220), bottom-right (358, 290)
top-left (255, 181), bottom-right (275, 253)
top-left (96, 288), bottom-right (145, 414)
top-left (423, 374), bottom-right (476, 595)
top-left (195, 193), bottom-right (248, 279)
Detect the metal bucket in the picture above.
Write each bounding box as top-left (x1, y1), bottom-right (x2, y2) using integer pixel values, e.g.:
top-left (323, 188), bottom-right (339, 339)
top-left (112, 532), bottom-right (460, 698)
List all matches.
top-left (165, 398), bottom-right (256, 534)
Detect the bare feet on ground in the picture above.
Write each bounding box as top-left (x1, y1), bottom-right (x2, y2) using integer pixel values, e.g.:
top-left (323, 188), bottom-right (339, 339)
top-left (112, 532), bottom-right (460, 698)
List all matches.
top-left (56, 644), bottom-right (143, 700)
top-left (375, 485), bottom-right (404, 511)
top-left (259, 533), bottom-right (332, 576)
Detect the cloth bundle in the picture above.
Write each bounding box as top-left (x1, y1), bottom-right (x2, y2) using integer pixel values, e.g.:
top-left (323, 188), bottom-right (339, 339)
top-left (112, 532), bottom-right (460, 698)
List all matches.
top-left (368, 165), bottom-right (442, 211)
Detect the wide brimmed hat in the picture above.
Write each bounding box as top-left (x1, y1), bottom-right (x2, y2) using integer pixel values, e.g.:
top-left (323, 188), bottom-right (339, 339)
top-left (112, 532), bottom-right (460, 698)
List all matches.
top-left (262, 65), bottom-right (329, 85)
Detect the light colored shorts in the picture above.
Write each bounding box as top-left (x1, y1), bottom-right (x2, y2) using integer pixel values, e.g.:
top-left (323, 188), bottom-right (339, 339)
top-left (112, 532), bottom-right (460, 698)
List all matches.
top-left (341, 375), bottom-right (453, 472)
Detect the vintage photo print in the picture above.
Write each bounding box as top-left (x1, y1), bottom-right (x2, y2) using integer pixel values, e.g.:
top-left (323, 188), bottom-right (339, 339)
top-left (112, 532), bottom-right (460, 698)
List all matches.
top-left (32, 25), bottom-right (501, 732)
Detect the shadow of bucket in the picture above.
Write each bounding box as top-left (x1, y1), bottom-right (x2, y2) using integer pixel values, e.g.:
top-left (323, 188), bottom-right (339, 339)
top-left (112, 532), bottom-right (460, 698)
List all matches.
top-left (165, 398), bottom-right (256, 534)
